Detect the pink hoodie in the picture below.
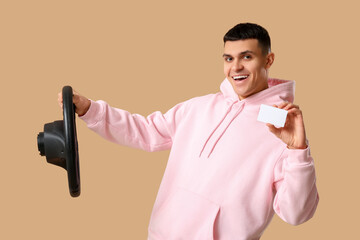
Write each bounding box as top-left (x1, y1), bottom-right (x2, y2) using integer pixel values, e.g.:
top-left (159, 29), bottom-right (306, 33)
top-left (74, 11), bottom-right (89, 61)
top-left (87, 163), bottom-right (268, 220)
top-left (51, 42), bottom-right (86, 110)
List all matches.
top-left (80, 78), bottom-right (319, 240)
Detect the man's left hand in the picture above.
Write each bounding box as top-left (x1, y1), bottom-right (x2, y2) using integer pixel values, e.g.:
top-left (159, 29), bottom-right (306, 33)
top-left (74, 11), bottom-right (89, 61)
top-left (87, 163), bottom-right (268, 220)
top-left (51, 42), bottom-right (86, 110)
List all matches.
top-left (266, 102), bottom-right (308, 149)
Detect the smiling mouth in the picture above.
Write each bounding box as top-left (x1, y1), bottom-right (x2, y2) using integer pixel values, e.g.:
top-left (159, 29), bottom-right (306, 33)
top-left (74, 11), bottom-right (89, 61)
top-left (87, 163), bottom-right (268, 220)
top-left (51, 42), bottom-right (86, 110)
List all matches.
top-left (232, 75), bottom-right (249, 81)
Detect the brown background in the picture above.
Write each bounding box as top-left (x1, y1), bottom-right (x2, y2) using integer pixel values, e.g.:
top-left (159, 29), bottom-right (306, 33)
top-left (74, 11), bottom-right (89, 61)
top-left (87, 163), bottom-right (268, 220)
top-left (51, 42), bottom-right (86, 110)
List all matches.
top-left (1, 0), bottom-right (358, 239)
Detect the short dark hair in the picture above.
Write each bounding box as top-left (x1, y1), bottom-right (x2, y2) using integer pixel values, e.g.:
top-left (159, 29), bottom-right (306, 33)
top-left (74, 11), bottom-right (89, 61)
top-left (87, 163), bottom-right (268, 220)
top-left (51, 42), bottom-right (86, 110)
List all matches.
top-left (223, 23), bottom-right (271, 55)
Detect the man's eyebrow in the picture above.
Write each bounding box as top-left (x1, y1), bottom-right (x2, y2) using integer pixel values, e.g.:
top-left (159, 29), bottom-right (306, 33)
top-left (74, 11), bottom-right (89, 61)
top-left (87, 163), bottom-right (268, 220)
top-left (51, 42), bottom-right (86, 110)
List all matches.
top-left (222, 50), bottom-right (255, 57)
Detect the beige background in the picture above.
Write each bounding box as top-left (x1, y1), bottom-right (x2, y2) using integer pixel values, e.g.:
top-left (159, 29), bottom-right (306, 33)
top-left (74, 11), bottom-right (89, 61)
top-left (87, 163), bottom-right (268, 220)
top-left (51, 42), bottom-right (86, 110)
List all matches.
top-left (1, 0), bottom-right (358, 239)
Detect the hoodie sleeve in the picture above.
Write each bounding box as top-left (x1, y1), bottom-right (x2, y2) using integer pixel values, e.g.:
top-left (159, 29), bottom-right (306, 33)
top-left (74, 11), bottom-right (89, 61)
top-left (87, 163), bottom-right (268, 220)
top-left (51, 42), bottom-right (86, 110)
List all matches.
top-left (79, 99), bottom-right (186, 152)
top-left (272, 146), bottom-right (319, 225)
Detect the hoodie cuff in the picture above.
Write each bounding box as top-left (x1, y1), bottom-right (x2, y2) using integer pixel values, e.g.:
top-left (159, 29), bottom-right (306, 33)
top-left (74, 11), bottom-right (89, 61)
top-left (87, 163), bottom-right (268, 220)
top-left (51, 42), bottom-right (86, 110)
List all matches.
top-left (79, 100), bottom-right (103, 126)
top-left (285, 146), bottom-right (312, 165)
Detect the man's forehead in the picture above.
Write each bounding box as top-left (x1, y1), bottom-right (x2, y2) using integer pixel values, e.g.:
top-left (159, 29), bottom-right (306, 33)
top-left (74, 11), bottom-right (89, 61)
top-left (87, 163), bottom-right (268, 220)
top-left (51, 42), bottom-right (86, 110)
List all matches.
top-left (223, 39), bottom-right (261, 55)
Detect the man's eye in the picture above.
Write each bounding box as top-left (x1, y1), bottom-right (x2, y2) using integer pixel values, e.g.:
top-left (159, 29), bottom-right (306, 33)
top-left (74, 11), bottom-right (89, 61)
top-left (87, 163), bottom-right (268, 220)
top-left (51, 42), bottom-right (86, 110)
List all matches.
top-left (225, 57), bottom-right (233, 62)
top-left (243, 55), bottom-right (251, 60)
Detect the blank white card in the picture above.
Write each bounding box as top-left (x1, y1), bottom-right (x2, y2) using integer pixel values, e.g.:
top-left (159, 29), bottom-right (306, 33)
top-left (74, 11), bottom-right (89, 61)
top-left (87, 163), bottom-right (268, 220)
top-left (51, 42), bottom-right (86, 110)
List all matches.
top-left (257, 104), bottom-right (288, 127)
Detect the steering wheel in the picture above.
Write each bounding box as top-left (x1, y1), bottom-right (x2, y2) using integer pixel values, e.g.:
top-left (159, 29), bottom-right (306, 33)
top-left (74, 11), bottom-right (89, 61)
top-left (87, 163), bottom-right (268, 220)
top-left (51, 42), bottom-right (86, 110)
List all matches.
top-left (37, 86), bottom-right (81, 197)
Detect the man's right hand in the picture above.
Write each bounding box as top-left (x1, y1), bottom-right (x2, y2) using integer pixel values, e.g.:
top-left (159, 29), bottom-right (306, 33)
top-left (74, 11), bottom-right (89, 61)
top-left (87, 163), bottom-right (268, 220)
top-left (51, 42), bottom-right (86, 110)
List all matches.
top-left (58, 90), bottom-right (91, 117)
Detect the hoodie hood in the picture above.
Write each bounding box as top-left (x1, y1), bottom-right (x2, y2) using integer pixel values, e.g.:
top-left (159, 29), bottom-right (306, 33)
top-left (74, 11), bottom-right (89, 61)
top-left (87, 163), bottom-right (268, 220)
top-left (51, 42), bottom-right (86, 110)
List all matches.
top-left (220, 77), bottom-right (295, 105)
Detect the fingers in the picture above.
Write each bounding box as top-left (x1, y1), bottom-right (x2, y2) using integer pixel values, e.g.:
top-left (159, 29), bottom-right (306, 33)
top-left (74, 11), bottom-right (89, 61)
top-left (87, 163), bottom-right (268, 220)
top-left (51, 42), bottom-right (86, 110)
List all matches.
top-left (57, 89), bottom-right (80, 102)
top-left (57, 92), bottom-right (63, 109)
top-left (57, 90), bottom-right (79, 109)
top-left (57, 89), bottom-right (90, 116)
top-left (272, 102), bottom-right (301, 117)
top-left (270, 102), bottom-right (303, 128)
top-left (279, 102), bottom-right (302, 118)
top-left (275, 101), bottom-right (299, 110)
top-left (287, 107), bottom-right (302, 115)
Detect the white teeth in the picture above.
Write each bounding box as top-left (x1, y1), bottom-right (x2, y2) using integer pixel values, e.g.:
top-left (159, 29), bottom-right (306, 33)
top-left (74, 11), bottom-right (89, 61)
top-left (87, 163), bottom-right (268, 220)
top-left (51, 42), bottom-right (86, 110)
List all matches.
top-left (233, 75), bottom-right (248, 80)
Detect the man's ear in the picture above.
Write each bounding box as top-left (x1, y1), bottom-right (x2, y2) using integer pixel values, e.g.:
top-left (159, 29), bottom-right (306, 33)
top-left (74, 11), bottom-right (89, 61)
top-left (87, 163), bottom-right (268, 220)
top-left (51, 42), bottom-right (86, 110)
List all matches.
top-left (265, 52), bottom-right (275, 69)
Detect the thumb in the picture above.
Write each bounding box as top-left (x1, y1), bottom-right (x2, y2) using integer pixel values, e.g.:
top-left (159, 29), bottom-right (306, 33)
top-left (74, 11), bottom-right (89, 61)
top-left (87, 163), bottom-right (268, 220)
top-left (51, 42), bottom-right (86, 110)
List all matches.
top-left (266, 123), bottom-right (281, 137)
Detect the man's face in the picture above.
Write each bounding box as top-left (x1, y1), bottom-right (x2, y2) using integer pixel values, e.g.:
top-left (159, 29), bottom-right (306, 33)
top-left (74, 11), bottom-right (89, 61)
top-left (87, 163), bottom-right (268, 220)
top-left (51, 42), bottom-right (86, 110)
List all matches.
top-left (223, 39), bottom-right (274, 100)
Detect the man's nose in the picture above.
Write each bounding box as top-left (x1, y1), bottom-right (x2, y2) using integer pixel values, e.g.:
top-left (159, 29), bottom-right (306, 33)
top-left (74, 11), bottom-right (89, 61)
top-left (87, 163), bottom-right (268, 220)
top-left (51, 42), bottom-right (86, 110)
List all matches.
top-left (231, 59), bottom-right (243, 72)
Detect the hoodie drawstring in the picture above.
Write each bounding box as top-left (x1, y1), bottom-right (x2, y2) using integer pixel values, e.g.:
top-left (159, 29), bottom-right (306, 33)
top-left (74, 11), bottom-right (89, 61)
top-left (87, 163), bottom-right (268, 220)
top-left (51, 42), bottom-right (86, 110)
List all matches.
top-left (207, 103), bottom-right (244, 158)
top-left (199, 101), bottom-right (245, 158)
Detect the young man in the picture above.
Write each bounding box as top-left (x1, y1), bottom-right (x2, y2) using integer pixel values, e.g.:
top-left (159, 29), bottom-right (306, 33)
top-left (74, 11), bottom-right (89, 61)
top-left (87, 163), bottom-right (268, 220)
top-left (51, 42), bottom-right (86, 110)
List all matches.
top-left (59, 23), bottom-right (319, 240)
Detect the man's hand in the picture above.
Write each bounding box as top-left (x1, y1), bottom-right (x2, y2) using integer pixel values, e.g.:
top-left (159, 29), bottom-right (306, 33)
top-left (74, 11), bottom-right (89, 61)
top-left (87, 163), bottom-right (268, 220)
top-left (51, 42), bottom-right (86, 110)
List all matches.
top-left (266, 102), bottom-right (307, 149)
top-left (58, 90), bottom-right (91, 117)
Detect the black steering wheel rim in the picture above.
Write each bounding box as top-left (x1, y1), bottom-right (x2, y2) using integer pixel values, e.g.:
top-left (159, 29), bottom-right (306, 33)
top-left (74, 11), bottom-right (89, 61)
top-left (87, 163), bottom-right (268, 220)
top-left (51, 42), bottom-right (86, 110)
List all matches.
top-left (62, 86), bottom-right (80, 197)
